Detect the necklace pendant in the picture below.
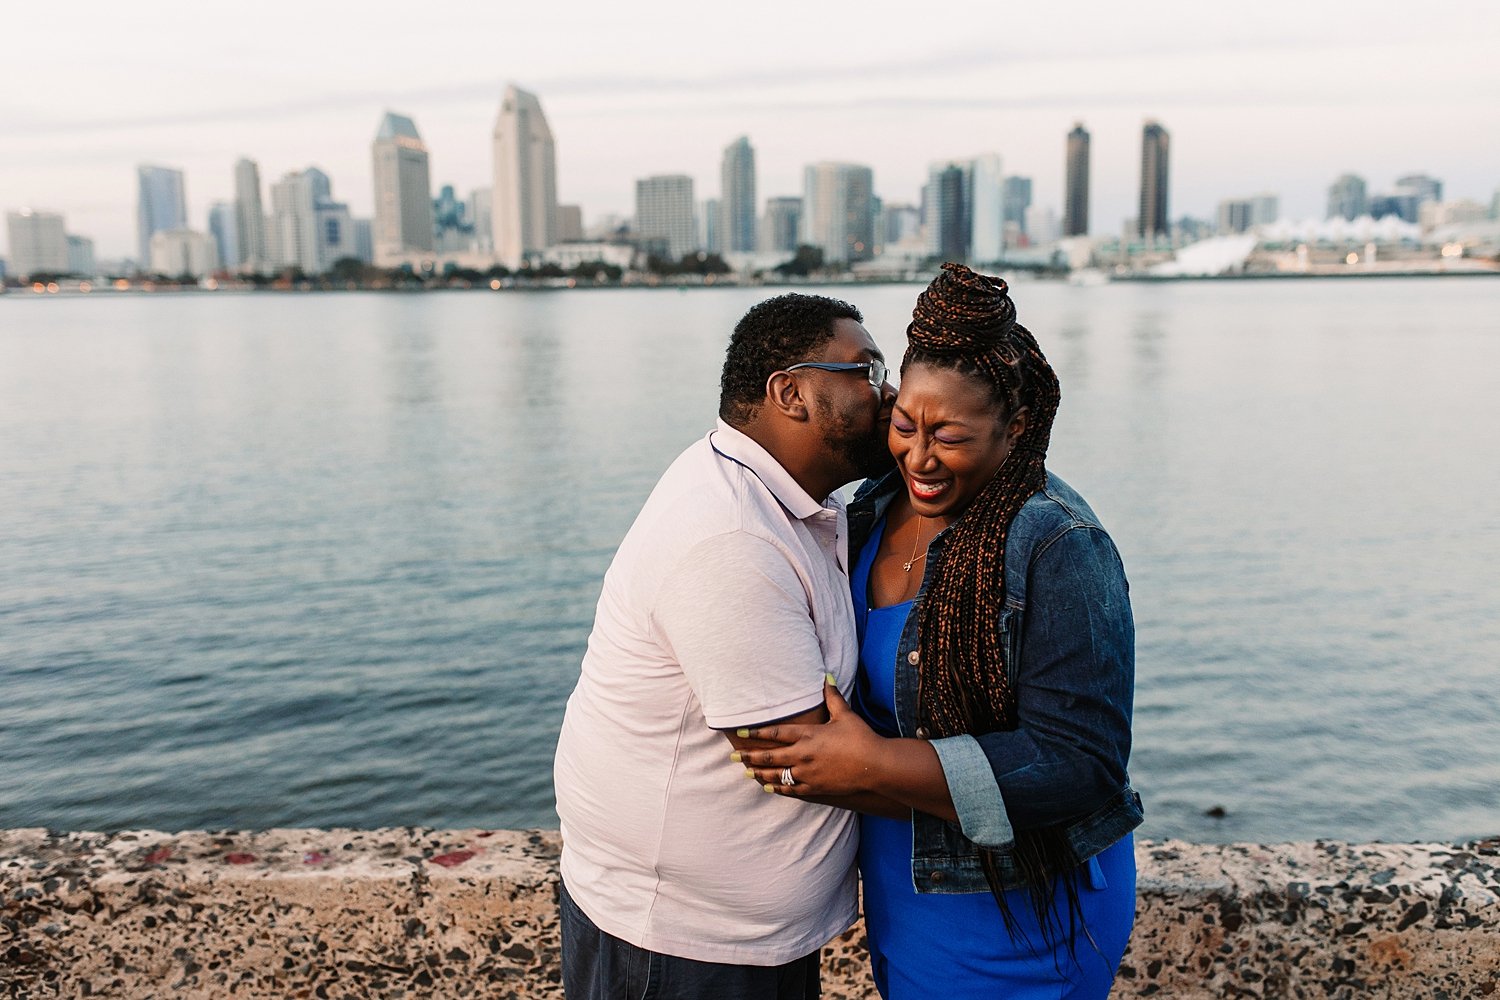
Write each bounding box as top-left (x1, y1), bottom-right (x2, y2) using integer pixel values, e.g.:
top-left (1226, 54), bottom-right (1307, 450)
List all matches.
top-left (901, 559), bottom-right (914, 572)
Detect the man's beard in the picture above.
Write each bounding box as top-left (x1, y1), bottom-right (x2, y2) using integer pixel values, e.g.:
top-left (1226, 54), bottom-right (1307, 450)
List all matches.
top-left (820, 396), bottom-right (895, 483)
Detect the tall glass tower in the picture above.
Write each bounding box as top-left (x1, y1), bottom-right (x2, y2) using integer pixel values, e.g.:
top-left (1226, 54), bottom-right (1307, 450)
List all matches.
top-left (719, 136), bottom-right (757, 254)
top-left (492, 84), bottom-right (558, 270)
top-left (1064, 124), bottom-right (1090, 237)
top-left (1137, 121), bottom-right (1170, 241)
top-left (136, 165), bottom-right (188, 266)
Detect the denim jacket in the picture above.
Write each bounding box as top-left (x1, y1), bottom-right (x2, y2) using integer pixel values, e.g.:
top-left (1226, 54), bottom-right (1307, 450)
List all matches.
top-left (848, 470), bottom-right (1143, 894)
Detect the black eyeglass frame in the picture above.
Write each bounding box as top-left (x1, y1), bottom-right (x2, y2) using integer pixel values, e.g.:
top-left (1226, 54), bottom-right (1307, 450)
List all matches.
top-left (782, 360), bottom-right (889, 388)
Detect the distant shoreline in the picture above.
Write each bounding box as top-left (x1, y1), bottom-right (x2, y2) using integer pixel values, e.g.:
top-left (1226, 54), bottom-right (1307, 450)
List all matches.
top-left (5, 268), bottom-right (1499, 298)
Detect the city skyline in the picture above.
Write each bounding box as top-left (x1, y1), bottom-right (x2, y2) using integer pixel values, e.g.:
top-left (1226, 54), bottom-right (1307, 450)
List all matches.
top-left (4, 1), bottom-right (1499, 257)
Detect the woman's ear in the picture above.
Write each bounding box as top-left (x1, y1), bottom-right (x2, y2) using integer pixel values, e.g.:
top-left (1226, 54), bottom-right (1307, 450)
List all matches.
top-left (765, 371), bottom-right (810, 421)
top-left (1006, 406), bottom-right (1030, 447)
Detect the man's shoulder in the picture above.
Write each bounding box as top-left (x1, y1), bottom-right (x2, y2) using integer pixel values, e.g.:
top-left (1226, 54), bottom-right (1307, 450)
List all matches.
top-left (630, 434), bottom-right (790, 550)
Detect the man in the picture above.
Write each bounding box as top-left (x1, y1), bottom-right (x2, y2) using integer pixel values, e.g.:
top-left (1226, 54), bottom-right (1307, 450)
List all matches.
top-left (553, 293), bottom-right (896, 999)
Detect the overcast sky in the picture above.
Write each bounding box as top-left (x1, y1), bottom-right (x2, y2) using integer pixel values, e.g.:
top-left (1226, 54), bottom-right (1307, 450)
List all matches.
top-left (6, 0), bottom-right (1499, 258)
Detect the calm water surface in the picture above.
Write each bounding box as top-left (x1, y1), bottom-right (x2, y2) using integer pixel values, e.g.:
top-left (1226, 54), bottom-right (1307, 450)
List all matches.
top-left (2, 279), bottom-right (1498, 843)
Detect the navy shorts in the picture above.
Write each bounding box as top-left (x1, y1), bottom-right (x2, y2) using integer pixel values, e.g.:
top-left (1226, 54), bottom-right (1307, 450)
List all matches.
top-left (559, 879), bottom-right (822, 1000)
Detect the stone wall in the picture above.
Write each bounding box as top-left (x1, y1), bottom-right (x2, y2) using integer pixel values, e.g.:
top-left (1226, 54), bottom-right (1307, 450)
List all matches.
top-left (2, 828), bottom-right (1497, 998)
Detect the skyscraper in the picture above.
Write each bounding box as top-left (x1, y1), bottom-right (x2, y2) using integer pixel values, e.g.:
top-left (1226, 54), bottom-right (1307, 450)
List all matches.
top-left (6, 209), bottom-right (69, 278)
top-left (720, 136), bottom-right (757, 253)
top-left (699, 198), bottom-right (721, 254)
top-left (760, 197), bottom-right (802, 253)
top-left (1064, 124), bottom-right (1090, 237)
top-left (207, 201), bottom-right (240, 270)
top-left (267, 168), bottom-right (353, 275)
top-left (635, 175), bottom-right (696, 260)
top-left (1396, 173), bottom-right (1443, 206)
top-left (969, 154), bottom-right (1004, 263)
top-left (924, 161), bottom-right (971, 260)
top-left (233, 158), bottom-right (266, 273)
top-left (802, 162), bottom-right (875, 264)
top-left (1137, 121), bottom-right (1170, 241)
top-left (1001, 175), bottom-right (1032, 237)
top-left (492, 84), bottom-right (558, 270)
top-left (1327, 173), bottom-right (1366, 221)
top-left (137, 165), bottom-right (188, 265)
top-left (372, 112), bottom-right (435, 263)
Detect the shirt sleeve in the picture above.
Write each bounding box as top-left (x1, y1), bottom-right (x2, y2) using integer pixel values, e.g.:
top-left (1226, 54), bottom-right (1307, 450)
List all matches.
top-left (651, 531), bottom-right (831, 730)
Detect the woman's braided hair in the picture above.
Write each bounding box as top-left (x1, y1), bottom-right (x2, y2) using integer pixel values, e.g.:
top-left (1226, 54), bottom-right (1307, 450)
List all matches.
top-left (905, 263), bottom-right (1083, 946)
top-left (906, 262), bottom-right (1060, 740)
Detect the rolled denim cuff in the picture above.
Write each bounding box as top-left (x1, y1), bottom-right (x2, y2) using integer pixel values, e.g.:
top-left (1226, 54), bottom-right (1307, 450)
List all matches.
top-left (931, 734), bottom-right (1014, 849)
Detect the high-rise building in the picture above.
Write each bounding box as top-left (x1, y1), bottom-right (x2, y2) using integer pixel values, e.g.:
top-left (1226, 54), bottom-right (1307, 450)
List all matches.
top-left (635, 175), bottom-right (696, 260)
top-left (1001, 175), bottom-right (1032, 238)
top-left (556, 204), bottom-right (584, 243)
top-left (1217, 198), bottom-right (1253, 234)
top-left (1396, 173), bottom-right (1442, 206)
top-left (432, 184), bottom-right (473, 253)
top-left (470, 188), bottom-right (494, 255)
top-left (1369, 193), bottom-right (1420, 224)
top-left (880, 203), bottom-right (922, 247)
top-left (66, 235), bottom-right (96, 276)
top-left (352, 219), bottom-right (374, 264)
top-left (699, 198), bottom-right (720, 254)
top-left (802, 162), bottom-right (874, 263)
top-left (233, 158), bottom-right (266, 273)
top-left (924, 161), bottom-right (971, 260)
top-left (1064, 124), bottom-right (1090, 237)
top-left (372, 112), bottom-right (435, 263)
top-left (1248, 193), bottom-right (1279, 227)
top-left (720, 136), bottom-right (757, 253)
top-left (760, 197), bottom-right (802, 253)
top-left (149, 230), bottom-right (218, 279)
top-left (267, 167), bottom-right (353, 274)
top-left (1327, 174), bottom-right (1367, 220)
top-left (969, 154), bottom-right (1004, 263)
top-left (6, 209), bottom-right (69, 278)
top-left (1025, 205), bottom-right (1061, 246)
top-left (137, 165), bottom-right (188, 265)
top-left (1137, 121), bottom-right (1170, 240)
top-left (208, 201), bottom-right (240, 270)
top-left (492, 84), bottom-right (558, 270)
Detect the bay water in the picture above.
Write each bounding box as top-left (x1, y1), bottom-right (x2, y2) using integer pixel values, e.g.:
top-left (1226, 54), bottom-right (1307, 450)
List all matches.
top-left (2, 278), bottom-right (1498, 843)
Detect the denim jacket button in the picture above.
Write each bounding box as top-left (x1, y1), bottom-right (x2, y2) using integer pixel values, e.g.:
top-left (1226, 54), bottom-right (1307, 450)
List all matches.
top-left (907, 650), bottom-right (920, 665)
top-left (914, 726), bottom-right (931, 740)
top-left (929, 871), bottom-right (945, 884)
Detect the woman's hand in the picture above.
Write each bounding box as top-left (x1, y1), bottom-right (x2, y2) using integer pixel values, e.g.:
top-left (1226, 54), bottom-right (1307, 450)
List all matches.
top-left (735, 679), bottom-right (887, 797)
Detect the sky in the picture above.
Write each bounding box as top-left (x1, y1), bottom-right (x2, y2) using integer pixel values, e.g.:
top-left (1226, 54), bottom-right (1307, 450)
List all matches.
top-left (5, 0), bottom-right (1499, 259)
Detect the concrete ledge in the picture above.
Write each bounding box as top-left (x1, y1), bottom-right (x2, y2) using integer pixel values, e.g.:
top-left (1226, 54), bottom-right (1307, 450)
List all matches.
top-left (3, 829), bottom-right (1497, 998)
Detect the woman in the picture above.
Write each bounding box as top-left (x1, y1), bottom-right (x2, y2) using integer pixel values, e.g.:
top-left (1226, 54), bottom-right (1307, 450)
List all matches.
top-left (740, 263), bottom-right (1142, 998)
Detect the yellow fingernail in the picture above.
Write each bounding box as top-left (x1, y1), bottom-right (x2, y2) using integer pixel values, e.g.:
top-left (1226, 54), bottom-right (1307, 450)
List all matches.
top-left (745, 768), bottom-right (755, 778)
top-left (736, 728), bottom-right (749, 738)
top-left (763, 784), bottom-right (775, 793)
top-left (825, 672), bottom-right (836, 685)
top-left (729, 751), bottom-right (742, 763)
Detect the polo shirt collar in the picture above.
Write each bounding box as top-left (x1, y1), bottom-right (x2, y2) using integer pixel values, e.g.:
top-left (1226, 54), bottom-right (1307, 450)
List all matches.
top-left (711, 419), bottom-right (827, 520)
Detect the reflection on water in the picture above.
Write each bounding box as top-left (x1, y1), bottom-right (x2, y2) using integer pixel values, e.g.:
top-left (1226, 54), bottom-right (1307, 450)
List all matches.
top-left (1, 279), bottom-right (1498, 841)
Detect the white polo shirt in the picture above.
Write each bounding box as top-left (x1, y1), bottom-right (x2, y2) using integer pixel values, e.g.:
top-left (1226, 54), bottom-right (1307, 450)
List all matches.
top-left (553, 420), bottom-right (859, 965)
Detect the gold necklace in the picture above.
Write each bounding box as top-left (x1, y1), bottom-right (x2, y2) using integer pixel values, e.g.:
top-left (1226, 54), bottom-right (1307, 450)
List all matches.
top-left (902, 515), bottom-right (928, 573)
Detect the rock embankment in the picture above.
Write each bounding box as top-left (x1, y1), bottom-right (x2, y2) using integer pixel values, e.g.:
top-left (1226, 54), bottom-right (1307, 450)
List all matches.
top-left (2, 828), bottom-right (1497, 998)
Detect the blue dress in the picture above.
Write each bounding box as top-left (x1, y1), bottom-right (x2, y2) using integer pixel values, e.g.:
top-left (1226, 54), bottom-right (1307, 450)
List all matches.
top-left (851, 517), bottom-right (1137, 1000)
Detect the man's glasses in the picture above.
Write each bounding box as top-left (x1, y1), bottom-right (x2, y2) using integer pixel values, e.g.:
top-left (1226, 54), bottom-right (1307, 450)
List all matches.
top-left (783, 359), bottom-right (889, 388)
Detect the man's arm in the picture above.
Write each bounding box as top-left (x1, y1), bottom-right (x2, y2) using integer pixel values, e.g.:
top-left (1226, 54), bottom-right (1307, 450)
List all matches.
top-left (654, 531), bottom-right (905, 816)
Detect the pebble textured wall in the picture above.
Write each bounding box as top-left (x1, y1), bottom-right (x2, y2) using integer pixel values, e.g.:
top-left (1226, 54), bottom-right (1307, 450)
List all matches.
top-left (3, 828), bottom-right (1497, 998)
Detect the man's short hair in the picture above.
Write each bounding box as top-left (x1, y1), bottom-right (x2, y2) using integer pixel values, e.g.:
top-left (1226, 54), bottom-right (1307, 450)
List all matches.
top-left (718, 293), bottom-right (864, 425)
